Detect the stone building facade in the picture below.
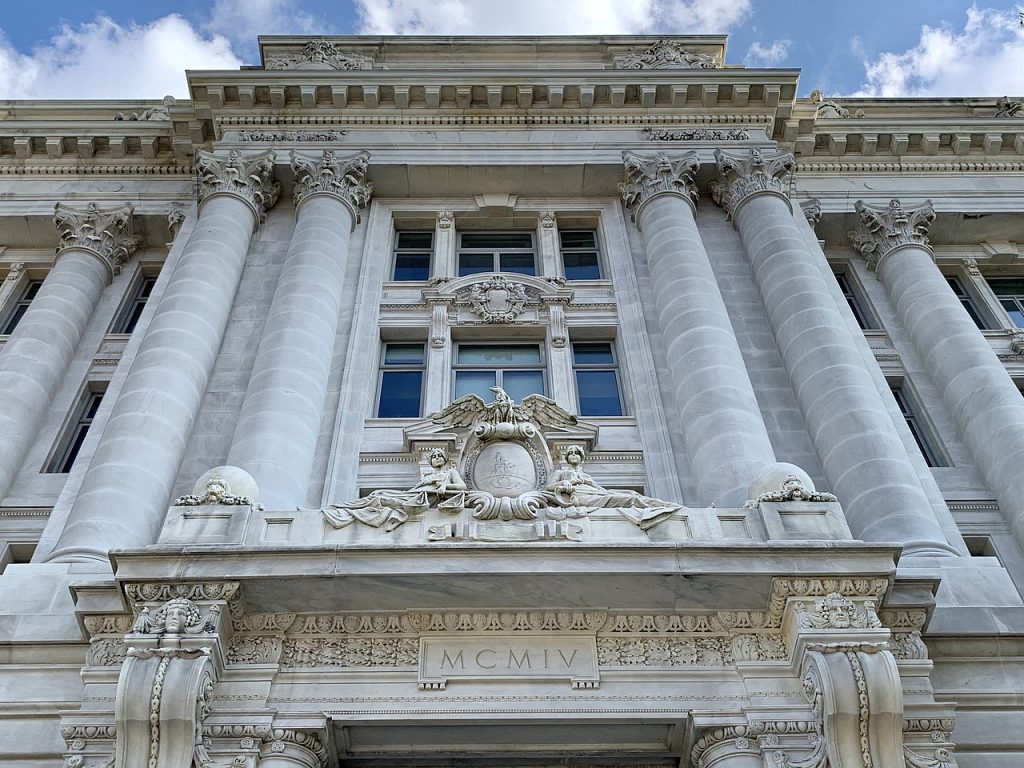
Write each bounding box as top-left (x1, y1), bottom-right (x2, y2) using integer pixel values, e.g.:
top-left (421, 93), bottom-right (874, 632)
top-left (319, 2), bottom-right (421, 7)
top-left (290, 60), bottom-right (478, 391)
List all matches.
top-left (0, 34), bottom-right (1022, 767)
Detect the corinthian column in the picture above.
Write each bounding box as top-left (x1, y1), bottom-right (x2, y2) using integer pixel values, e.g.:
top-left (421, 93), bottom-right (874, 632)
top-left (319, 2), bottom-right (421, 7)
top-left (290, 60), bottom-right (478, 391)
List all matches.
top-left (47, 150), bottom-right (279, 563)
top-left (225, 150), bottom-right (372, 509)
top-left (852, 199), bottom-right (1024, 551)
top-left (621, 152), bottom-right (777, 506)
top-left (714, 148), bottom-right (955, 556)
top-left (0, 203), bottom-right (138, 502)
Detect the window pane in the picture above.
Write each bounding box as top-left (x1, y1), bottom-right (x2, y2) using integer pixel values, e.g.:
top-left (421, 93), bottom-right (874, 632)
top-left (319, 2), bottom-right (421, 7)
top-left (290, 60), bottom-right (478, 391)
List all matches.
top-left (576, 370), bottom-right (623, 416)
top-left (2, 304), bottom-right (29, 334)
top-left (559, 231), bottom-right (596, 249)
top-left (378, 371), bottom-right (423, 417)
top-left (457, 344), bottom-right (541, 364)
top-left (458, 253), bottom-right (494, 277)
top-left (461, 232), bottom-right (532, 248)
top-left (454, 370), bottom-right (496, 400)
top-left (397, 232), bottom-right (432, 249)
top-left (991, 279), bottom-right (1024, 295)
top-left (393, 253), bottom-right (431, 281)
top-left (384, 344), bottom-right (425, 365)
top-left (502, 370), bottom-right (545, 401)
top-left (1000, 299), bottom-right (1024, 328)
top-left (500, 253), bottom-right (536, 275)
top-left (573, 342), bottom-right (615, 365)
top-left (563, 251), bottom-right (601, 280)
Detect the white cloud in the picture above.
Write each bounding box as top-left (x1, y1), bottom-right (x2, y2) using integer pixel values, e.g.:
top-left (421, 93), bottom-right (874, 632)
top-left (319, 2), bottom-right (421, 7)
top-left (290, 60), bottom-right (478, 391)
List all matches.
top-left (204, 0), bottom-right (321, 53)
top-left (0, 15), bottom-right (241, 100)
top-left (356, 0), bottom-right (751, 35)
top-left (854, 5), bottom-right (1024, 96)
top-left (743, 39), bottom-right (790, 67)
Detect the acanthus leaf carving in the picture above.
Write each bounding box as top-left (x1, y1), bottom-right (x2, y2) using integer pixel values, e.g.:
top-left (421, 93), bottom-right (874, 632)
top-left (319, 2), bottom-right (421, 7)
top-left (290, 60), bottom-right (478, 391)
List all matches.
top-left (614, 40), bottom-right (719, 69)
top-left (265, 40), bottom-right (373, 70)
top-left (712, 148), bottom-right (794, 219)
top-left (291, 149), bottom-right (373, 219)
top-left (54, 202), bottom-right (141, 274)
top-left (849, 198), bottom-right (935, 270)
top-left (642, 127), bottom-right (750, 142)
top-left (904, 747), bottom-right (956, 767)
top-left (196, 149), bottom-right (280, 224)
top-left (619, 151), bottom-right (698, 220)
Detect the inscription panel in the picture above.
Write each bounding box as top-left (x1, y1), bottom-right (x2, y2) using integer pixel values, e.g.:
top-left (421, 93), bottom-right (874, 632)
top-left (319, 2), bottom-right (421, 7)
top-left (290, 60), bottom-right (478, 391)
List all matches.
top-left (419, 635), bottom-right (599, 689)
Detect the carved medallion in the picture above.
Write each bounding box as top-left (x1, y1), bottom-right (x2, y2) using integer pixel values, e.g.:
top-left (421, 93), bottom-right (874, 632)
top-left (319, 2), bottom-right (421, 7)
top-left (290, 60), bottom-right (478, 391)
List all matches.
top-left (472, 442), bottom-right (538, 498)
top-left (461, 276), bottom-right (530, 322)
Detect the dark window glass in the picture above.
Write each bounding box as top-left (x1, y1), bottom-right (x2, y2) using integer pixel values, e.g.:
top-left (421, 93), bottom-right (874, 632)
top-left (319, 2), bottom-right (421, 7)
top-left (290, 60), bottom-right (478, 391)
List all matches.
top-left (392, 232), bottom-right (432, 281)
top-left (560, 230), bottom-right (602, 280)
top-left (892, 385), bottom-right (944, 467)
top-left (946, 277), bottom-right (987, 329)
top-left (457, 232), bottom-right (536, 276)
top-left (573, 342), bottom-right (623, 416)
top-left (1, 280), bottom-right (42, 334)
top-left (47, 390), bottom-right (104, 473)
top-left (111, 277), bottom-right (157, 334)
top-left (834, 272), bottom-right (874, 330)
top-left (458, 253), bottom-right (495, 277)
top-left (460, 233), bottom-right (533, 249)
top-left (990, 279), bottom-right (1024, 328)
top-left (377, 343), bottom-right (425, 418)
top-left (453, 343), bottom-right (545, 402)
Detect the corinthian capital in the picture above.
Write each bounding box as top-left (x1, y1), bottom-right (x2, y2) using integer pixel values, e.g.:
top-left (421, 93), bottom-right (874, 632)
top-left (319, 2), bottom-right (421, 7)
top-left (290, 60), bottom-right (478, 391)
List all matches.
top-left (53, 202), bottom-right (140, 275)
top-left (291, 149), bottom-right (373, 220)
top-left (619, 151), bottom-right (698, 222)
top-left (196, 149), bottom-right (281, 224)
top-left (849, 198), bottom-right (935, 270)
top-left (711, 148), bottom-right (794, 218)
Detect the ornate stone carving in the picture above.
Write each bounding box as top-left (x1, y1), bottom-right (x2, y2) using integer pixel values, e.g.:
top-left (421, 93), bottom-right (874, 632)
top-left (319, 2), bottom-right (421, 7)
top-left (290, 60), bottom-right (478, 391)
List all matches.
top-left (539, 210), bottom-right (556, 228)
top-left (436, 209), bottom-right (454, 228)
top-left (53, 203), bottom-right (140, 274)
top-left (460, 275), bottom-right (530, 322)
top-left (810, 89), bottom-right (863, 119)
top-left (87, 637), bottom-right (128, 666)
top-left (196, 149), bottom-right (280, 223)
top-left (265, 40), bottom-right (373, 70)
top-left (614, 40), bottom-right (718, 69)
top-left (619, 151), bottom-right (698, 220)
top-left (745, 475), bottom-right (837, 508)
top-left (124, 581), bottom-right (240, 606)
top-left (434, 387), bottom-right (577, 439)
top-left (995, 96), bottom-right (1023, 118)
top-left (1009, 329), bottom-right (1024, 355)
top-left (597, 636), bottom-right (733, 667)
top-left (167, 206), bottom-right (186, 240)
top-left (226, 635), bottom-right (283, 665)
top-left (849, 198), bottom-right (935, 269)
top-left (962, 257), bottom-right (981, 276)
top-left (291, 149), bottom-right (372, 218)
top-left (891, 630), bottom-right (929, 660)
top-left (173, 473), bottom-right (262, 509)
top-left (281, 637), bottom-right (419, 669)
top-left (732, 633), bottom-right (788, 661)
top-left (795, 593), bottom-right (882, 630)
top-left (3, 262), bottom-right (24, 282)
top-left (905, 747), bottom-right (955, 767)
top-left (712, 148), bottom-right (795, 218)
top-left (643, 127), bottom-right (750, 141)
top-left (801, 198), bottom-right (822, 228)
top-left (131, 597), bottom-right (221, 636)
top-left (238, 129), bottom-right (348, 142)
top-left (114, 95), bottom-right (174, 121)
top-left (84, 614), bottom-right (135, 636)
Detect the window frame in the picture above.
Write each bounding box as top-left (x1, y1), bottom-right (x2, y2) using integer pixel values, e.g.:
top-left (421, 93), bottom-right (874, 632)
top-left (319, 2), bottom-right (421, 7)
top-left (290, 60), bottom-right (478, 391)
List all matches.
top-left (456, 231), bottom-right (537, 277)
top-left (390, 231), bottom-right (433, 282)
top-left (452, 341), bottom-right (547, 402)
top-left (571, 340), bottom-right (625, 417)
top-left (987, 278), bottom-right (1024, 329)
top-left (46, 385), bottom-right (105, 474)
top-left (945, 274), bottom-right (989, 330)
top-left (376, 342), bottom-right (427, 419)
top-left (109, 274), bottom-right (158, 334)
top-left (832, 268), bottom-right (877, 330)
top-left (1, 278), bottom-right (43, 335)
top-left (890, 381), bottom-right (948, 468)
top-left (559, 229), bottom-right (604, 281)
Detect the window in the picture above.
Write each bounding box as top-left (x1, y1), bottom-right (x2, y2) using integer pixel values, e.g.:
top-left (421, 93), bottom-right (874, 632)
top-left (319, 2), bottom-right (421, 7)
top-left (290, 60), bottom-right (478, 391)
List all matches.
top-left (573, 342), bottom-right (623, 416)
top-left (989, 278), bottom-right (1024, 327)
top-left (454, 343), bottom-right (545, 402)
top-left (377, 343), bottom-right (425, 418)
top-left (392, 232), bottom-right (432, 281)
top-left (457, 232), bottom-right (536, 277)
top-left (1, 280), bottom-right (42, 334)
top-left (834, 271), bottom-right (875, 330)
top-left (47, 389), bottom-right (104, 473)
top-left (560, 230), bottom-right (602, 280)
top-left (110, 276), bottom-right (157, 334)
top-left (946, 276), bottom-right (987, 329)
top-left (892, 384), bottom-right (945, 467)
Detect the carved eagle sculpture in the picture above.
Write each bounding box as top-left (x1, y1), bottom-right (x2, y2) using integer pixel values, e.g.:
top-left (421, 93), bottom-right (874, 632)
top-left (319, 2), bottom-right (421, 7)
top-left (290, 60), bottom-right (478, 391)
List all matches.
top-left (433, 387), bottom-right (577, 431)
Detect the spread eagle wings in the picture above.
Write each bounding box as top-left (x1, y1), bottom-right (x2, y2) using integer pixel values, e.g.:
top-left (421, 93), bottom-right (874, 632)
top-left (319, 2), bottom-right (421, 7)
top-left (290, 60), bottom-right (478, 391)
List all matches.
top-left (432, 393), bottom-right (489, 428)
top-left (518, 393), bottom-right (578, 428)
top-left (432, 392), bottom-right (578, 429)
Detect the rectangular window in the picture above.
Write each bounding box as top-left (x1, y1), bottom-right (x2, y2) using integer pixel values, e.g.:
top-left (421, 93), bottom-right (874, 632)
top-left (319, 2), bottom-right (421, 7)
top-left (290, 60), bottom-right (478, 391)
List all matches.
top-left (454, 343), bottom-right (545, 402)
top-left (1, 279), bottom-right (42, 334)
top-left (892, 384), bottom-right (945, 467)
top-left (560, 230), bottom-right (602, 280)
top-left (834, 271), bottom-right (875, 330)
top-left (573, 342), bottom-right (623, 416)
top-left (946, 276), bottom-right (987, 329)
top-left (988, 278), bottom-right (1024, 327)
top-left (392, 232), bottom-right (432, 281)
top-left (47, 389), bottom-right (104, 473)
top-left (377, 343), bottom-right (425, 418)
top-left (110, 276), bottom-right (157, 334)
top-left (457, 232), bottom-right (536, 277)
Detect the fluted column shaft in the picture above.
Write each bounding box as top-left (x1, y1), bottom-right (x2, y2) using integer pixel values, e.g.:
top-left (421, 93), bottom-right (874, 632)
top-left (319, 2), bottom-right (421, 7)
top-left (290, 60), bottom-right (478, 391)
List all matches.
top-left (0, 204), bottom-right (137, 502)
top-left (854, 198), bottom-right (1024, 552)
top-left (715, 149), bottom-right (955, 556)
top-left (227, 151), bottom-right (371, 509)
top-left (622, 152), bottom-right (776, 506)
top-left (48, 151), bottom-right (279, 562)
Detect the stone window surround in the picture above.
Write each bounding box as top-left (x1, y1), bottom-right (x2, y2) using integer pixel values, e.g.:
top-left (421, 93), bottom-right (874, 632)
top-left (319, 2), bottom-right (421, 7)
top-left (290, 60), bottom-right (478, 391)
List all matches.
top-left (887, 375), bottom-right (951, 468)
top-left (43, 381), bottom-right (107, 474)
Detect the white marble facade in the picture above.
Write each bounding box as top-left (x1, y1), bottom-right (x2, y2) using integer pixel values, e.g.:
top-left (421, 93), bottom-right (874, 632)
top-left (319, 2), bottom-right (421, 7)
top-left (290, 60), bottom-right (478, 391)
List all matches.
top-left (0, 35), bottom-right (1022, 767)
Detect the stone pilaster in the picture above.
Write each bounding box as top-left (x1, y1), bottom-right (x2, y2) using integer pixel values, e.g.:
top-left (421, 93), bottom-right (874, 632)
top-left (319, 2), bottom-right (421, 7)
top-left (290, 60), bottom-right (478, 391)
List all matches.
top-left (46, 151), bottom-right (278, 563)
top-left (225, 150), bottom-right (371, 510)
top-left (0, 203), bottom-right (137, 504)
top-left (621, 151), bottom-right (778, 506)
top-left (714, 148), bottom-right (956, 556)
top-left (851, 198), bottom-right (1024, 555)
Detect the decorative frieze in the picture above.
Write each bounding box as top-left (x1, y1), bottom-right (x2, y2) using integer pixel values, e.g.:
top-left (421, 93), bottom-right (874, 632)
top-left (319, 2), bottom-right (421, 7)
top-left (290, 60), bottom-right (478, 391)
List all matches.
top-left (280, 637), bottom-right (418, 669)
top-left (265, 40), bottom-right (373, 70)
top-left (597, 636), bottom-right (733, 667)
top-left (712, 148), bottom-right (795, 218)
top-left (849, 198), bottom-right (936, 270)
top-left (619, 151), bottom-right (698, 219)
top-left (196, 149), bottom-right (280, 223)
top-left (237, 129), bottom-right (348, 142)
top-left (124, 581), bottom-right (241, 606)
top-left (614, 40), bottom-right (718, 69)
top-left (53, 202), bottom-right (140, 275)
top-left (642, 127), bottom-right (750, 141)
top-left (291, 149), bottom-right (373, 217)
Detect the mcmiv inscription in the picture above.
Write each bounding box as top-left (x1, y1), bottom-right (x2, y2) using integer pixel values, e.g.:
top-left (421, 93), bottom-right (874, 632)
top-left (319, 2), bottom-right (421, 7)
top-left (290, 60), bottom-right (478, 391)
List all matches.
top-left (419, 636), bottom-right (599, 689)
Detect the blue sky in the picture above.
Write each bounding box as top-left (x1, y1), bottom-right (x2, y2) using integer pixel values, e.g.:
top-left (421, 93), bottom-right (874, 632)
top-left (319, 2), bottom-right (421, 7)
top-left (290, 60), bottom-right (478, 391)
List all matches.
top-left (0, 0), bottom-right (1022, 99)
